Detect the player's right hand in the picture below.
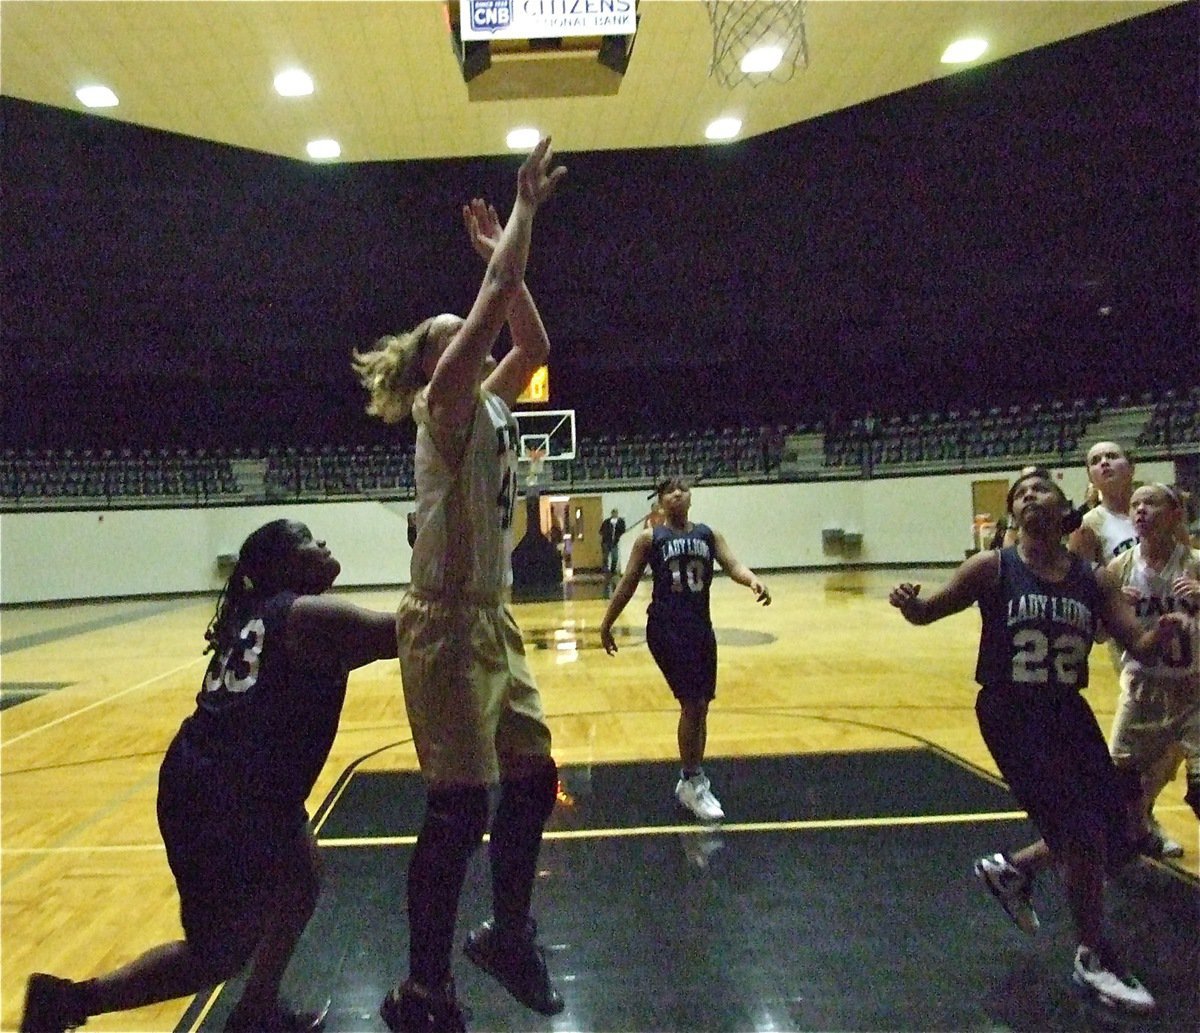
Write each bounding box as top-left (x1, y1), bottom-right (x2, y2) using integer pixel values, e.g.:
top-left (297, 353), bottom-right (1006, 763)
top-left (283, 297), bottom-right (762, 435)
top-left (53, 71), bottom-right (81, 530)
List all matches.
top-left (599, 625), bottom-right (618, 655)
top-left (518, 137), bottom-right (567, 208)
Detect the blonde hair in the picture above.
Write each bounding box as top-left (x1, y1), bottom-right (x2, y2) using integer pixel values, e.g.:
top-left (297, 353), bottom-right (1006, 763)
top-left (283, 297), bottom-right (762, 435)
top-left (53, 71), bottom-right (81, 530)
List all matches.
top-left (351, 317), bottom-right (436, 424)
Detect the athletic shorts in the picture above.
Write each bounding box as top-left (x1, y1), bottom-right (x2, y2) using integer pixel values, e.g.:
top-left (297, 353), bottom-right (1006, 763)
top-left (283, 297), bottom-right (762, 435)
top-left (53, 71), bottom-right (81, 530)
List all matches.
top-left (975, 683), bottom-right (1137, 864)
top-left (396, 592), bottom-right (552, 785)
top-left (646, 617), bottom-right (718, 702)
top-left (1110, 667), bottom-right (1200, 775)
top-left (157, 734), bottom-right (308, 958)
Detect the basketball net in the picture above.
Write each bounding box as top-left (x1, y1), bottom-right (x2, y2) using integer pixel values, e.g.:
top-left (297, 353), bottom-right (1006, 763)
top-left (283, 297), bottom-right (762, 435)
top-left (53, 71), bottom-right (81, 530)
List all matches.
top-left (704, 0), bottom-right (809, 88)
top-left (525, 447), bottom-right (546, 487)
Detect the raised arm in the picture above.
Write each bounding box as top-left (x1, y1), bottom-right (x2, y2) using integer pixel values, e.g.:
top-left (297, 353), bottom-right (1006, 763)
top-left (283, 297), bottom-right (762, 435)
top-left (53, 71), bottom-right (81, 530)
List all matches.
top-left (599, 530), bottom-right (654, 654)
top-left (889, 549), bottom-right (996, 625)
top-left (712, 530), bottom-right (770, 605)
top-left (463, 198), bottom-right (553, 408)
top-left (428, 139), bottom-right (565, 425)
top-left (285, 596), bottom-right (398, 676)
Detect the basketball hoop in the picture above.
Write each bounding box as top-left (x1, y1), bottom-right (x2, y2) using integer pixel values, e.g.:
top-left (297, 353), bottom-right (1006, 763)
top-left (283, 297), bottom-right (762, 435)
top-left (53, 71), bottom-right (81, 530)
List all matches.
top-left (704, 0), bottom-right (809, 88)
top-left (525, 447), bottom-right (546, 487)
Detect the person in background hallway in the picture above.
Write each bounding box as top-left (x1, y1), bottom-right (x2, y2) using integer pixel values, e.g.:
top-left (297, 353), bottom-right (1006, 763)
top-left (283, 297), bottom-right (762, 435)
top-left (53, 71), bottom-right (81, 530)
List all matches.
top-left (890, 467), bottom-right (1186, 1016)
top-left (20, 520), bottom-right (399, 1033)
top-left (600, 508), bottom-right (626, 580)
top-left (599, 476), bottom-right (770, 823)
top-left (352, 137), bottom-right (566, 1033)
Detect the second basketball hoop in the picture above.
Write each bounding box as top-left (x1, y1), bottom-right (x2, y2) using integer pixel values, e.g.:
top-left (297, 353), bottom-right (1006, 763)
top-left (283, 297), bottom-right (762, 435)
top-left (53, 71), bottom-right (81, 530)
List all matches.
top-left (524, 447), bottom-right (546, 487)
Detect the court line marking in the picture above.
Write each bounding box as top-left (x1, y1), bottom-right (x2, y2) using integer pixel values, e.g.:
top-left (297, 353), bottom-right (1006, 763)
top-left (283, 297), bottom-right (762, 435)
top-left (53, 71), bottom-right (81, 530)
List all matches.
top-left (0, 657), bottom-right (203, 747)
top-left (0, 811), bottom-right (1029, 856)
top-left (316, 809), bottom-right (1031, 848)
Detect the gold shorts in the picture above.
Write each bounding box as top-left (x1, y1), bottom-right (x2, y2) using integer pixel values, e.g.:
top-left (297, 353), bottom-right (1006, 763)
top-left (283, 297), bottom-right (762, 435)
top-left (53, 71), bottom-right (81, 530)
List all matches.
top-left (396, 592), bottom-right (552, 785)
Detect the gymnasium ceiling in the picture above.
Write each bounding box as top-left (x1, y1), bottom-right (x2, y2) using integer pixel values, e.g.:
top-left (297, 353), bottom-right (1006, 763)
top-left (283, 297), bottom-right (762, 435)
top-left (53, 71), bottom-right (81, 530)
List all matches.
top-left (0, 1), bottom-right (1182, 163)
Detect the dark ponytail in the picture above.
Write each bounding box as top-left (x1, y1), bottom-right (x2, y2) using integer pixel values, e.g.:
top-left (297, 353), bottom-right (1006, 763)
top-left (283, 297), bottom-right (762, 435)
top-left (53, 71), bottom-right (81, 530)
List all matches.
top-left (203, 520), bottom-right (300, 656)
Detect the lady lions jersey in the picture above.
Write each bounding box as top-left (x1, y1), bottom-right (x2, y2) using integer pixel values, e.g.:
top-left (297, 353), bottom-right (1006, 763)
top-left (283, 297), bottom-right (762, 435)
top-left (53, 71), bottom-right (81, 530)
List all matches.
top-left (647, 523), bottom-right (716, 627)
top-left (976, 547), bottom-right (1102, 692)
top-left (409, 387), bottom-right (519, 599)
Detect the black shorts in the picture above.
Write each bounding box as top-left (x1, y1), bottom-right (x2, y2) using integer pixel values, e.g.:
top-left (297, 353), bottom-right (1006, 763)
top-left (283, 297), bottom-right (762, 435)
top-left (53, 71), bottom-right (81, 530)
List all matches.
top-left (975, 683), bottom-right (1135, 863)
top-left (646, 618), bottom-right (717, 702)
top-left (157, 734), bottom-right (307, 958)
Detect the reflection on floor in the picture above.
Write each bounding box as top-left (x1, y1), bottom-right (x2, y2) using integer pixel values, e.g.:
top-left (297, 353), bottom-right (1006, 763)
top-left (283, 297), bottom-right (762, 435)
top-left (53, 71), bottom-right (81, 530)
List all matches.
top-left (182, 751), bottom-right (1200, 1032)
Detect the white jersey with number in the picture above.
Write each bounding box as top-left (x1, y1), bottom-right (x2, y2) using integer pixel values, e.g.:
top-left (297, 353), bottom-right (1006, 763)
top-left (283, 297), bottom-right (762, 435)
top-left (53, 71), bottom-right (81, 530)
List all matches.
top-left (1114, 543), bottom-right (1200, 681)
top-left (409, 387), bottom-right (519, 599)
top-left (1082, 504), bottom-right (1136, 562)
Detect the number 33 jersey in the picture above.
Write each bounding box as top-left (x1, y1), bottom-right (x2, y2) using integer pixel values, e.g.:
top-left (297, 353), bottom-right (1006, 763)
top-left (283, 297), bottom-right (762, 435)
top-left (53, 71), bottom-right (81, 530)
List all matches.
top-left (647, 523), bottom-right (716, 627)
top-left (975, 547), bottom-right (1102, 692)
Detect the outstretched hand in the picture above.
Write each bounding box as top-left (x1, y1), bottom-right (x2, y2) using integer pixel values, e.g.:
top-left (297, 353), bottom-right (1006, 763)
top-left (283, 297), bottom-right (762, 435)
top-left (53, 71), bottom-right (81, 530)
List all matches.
top-left (462, 198), bottom-right (502, 262)
top-left (517, 137), bottom-right (567, 208)
top-left (889, 582), bottom-right (923, 623)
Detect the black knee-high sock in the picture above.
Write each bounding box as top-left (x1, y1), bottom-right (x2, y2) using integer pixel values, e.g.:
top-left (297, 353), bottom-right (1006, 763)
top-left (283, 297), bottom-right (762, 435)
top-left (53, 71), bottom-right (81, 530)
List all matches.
top-left (407, 785), bottom-right (489, 987)
top-left (489, 759), bottom-right (558, 932)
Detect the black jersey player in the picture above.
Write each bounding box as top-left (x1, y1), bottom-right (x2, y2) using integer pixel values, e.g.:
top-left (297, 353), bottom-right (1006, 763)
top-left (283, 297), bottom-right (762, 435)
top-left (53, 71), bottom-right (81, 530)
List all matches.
top-left (600, 476), bottom-right (770, 822)
top-left (20, 520), bottom-right (398, 1033)
top-left (890, 467), bottom-right (1186, 1015)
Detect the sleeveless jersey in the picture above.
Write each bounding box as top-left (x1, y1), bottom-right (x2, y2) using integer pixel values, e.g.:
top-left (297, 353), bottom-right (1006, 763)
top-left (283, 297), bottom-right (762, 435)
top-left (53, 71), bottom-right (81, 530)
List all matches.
top-left (976, 547), bottom-right (1102, 692)
top-left (1081, 504), bottom-right (1136, 562)
top-left (647, 523), bottom-right (716, 627)
top-left (409, 387), bottom-right (519, 599)
top-left (1111, 543), bottom-right (1200, 681)
top-left (179, 591), bottom-right (349, 810)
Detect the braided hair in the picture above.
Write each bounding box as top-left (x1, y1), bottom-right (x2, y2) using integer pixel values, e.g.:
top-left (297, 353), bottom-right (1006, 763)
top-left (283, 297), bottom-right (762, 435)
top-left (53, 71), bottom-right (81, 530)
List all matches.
top-left (204, 519), bottom-right (303, 656)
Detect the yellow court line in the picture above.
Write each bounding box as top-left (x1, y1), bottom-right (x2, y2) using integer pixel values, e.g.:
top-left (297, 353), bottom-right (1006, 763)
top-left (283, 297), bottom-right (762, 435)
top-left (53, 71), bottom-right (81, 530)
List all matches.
top-left (316, 809), bottom-right (1030, 848)
top-left (0, 657), bottom-right (205, 748)
top-left (1, 811), bottom-right (1039, 856)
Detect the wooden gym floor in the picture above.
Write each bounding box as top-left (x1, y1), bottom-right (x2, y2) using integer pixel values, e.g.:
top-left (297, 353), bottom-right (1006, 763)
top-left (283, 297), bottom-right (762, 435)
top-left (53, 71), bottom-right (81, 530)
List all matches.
top-left (2, 569), bottom-right (1197, 1032)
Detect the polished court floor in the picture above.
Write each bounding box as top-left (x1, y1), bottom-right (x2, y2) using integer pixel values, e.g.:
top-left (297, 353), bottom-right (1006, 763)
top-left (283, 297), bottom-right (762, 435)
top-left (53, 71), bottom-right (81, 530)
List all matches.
top-left (2, 569), bottom-right (1197, 1032)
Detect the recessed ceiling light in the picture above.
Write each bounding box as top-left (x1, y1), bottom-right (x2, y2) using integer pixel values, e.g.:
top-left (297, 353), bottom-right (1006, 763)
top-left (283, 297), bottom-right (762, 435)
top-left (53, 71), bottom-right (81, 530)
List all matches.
top-left (76, 85), bottom-right (118, 108)
top-left (306, 138), bottom-right (341, 160)
top-left (506, 127), bottom-right (541, 150)
top-left (275, 69), bottom-right (314, 97)
top-left (740, 46), bottom-right (783, 75)
top-left (705, 117), bottom-right (741, 142)
top-left (941, 38), bottom-right (988, 64)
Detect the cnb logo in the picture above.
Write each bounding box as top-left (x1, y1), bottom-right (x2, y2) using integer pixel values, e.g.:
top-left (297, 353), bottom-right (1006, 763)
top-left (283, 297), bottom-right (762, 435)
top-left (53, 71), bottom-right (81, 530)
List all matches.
top-left (470, 0), bottom-right (514, 33)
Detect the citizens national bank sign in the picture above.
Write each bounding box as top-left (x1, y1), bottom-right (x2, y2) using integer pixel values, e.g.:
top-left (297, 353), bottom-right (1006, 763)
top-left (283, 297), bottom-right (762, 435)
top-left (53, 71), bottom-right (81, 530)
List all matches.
top-left (462, 0), bottom-right (637, 40)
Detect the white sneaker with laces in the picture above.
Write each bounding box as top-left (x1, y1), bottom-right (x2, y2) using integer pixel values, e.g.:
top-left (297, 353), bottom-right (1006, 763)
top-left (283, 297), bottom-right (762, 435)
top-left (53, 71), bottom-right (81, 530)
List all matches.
top-left (1072, 946), bottom-right (1156, 1014)
top-left (973, 853), bottom-right (1039, 935)
top-left (675, 773), bottom-right (724, 822)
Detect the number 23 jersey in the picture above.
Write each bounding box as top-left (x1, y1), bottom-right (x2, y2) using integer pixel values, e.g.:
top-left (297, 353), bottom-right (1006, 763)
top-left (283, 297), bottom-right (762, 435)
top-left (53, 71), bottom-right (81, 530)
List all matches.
top-left (975, 546), bottom-right (1102, 692)
top-left (647, 523), bottom-right (716, 627)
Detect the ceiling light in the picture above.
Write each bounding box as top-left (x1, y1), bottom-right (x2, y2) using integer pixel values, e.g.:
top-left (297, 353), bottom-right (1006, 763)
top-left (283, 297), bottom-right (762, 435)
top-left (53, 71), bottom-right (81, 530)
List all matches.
top-left (705, 117), bottom-right (741, 142)
top-left (740, 46), bottom-right (783, 75)
top-left (306, 138), bottom-right (341, 160)
top-left (75, 85), bottom-right (118, 108)
top-left (506, 127), bottom-right (540, 150)
top-left (941, 38), bottom-right (988, 64)
top-left (274, 69), bottom-right (314, 97)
